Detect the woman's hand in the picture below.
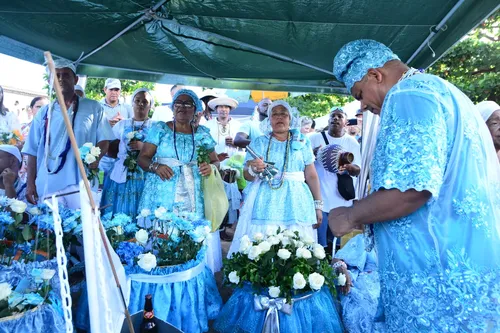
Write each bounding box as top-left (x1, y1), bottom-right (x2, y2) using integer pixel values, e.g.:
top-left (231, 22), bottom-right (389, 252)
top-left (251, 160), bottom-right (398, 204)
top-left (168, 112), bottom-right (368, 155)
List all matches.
top-left (248, 158), bottom-right (266, 173)
top-left (155, 164), bottom-right (174, 181)
top-left (129, 140), bottom-right (144, 151)
top-left (337, 266), bottom-right (353, 295)
top-left (199, 162), bottom-right (212, 177)
top-left (313, 209), bottom-right (323, 229)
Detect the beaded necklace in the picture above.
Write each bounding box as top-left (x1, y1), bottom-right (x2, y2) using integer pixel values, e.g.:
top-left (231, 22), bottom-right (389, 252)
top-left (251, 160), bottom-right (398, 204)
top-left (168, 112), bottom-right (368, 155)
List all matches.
top-left (173, 120), bottom-right (195, 163)
top-left (265, 131), bottom-right (291, 190)
top-left (217, 118), bottom-right (231, 142)
top-left (399, 67), bottom-right (423, 82)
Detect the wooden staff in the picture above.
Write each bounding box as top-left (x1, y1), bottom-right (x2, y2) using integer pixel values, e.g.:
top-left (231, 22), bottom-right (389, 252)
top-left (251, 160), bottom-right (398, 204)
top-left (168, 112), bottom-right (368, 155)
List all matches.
top-left (44, 51), bottom-right (135, 333)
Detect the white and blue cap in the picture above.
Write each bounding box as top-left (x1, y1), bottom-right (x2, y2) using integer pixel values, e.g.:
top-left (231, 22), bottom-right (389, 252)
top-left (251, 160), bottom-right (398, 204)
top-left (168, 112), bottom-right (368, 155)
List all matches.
top-left (171, 89), bottom-right (203, 112)
top-left (0, 144), bottom-right (22, 163)
top-left (48, 58), bottom-right (77, 75)
top-left (104, 78), bottom-right (121, 90)
top-left (333, 39), bottom-right (400, 93)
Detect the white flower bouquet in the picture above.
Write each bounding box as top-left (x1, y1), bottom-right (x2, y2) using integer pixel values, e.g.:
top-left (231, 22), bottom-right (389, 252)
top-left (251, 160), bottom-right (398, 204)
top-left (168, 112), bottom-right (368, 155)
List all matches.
top-left (224, 227), bottom-right (336, 303)
top-left (78, 142), bottom-right (101, 183)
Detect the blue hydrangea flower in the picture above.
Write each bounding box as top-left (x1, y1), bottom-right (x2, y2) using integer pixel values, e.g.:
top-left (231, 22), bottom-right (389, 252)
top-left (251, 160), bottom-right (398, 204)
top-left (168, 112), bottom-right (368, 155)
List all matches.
top-left (22, 292), bottom-right (45, 306)
top-left (0, 211), bottom-right (14, 226)
top-left (116, 242), bottom-right (144, 266)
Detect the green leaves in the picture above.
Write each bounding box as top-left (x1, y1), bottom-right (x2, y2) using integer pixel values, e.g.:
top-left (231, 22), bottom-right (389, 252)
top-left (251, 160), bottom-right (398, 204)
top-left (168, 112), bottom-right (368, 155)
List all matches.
top-left (285, 94), bottom-right (354, 120)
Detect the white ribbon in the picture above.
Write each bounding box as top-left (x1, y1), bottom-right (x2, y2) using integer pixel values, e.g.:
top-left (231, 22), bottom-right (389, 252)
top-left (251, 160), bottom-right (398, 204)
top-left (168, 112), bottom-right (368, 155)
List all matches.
top-left (128, 260), bottom-right (205, 284)
top-left (157, 157), bottom-right (197, 212)
top-left (253, 292), bottom-right (314, 333)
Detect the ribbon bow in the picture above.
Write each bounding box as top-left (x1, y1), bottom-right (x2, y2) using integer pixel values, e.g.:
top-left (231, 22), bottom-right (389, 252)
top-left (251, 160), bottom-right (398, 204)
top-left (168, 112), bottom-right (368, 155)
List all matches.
top-left (254, 296), bottom-right (293, 333)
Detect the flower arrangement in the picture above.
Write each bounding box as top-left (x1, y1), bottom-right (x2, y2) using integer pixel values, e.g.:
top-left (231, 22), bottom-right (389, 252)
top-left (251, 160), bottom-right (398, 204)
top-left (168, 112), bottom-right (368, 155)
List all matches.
top-left (113, 208), bottom-right (211, 272)
top-left (79, 142), bottom-right (101, 183)
top-left (0, 268), bottom-right (56, 318)
top-left (123, 131), bottom-right (146, 177)
top-left (196, 132), bottom-right (214, 166)
top-left (223, 227), bottom-right (336, 303)
top-left (0, 129), bottom-right (24, 145)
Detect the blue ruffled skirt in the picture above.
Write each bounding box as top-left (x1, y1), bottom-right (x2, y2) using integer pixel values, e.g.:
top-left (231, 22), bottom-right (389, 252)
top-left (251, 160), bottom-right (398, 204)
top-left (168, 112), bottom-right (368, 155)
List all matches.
top-left (0, 304), bottom-right (65, 333)
top-left (213, 286), bottom-right (343, 333)
top-left (100, 170), bottom-right (145, 218)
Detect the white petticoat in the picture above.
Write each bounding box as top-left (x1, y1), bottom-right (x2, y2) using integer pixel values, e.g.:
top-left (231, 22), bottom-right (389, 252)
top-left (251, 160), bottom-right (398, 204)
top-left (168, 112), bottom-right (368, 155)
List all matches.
top-left (205, 231), bottom-right (223, 273)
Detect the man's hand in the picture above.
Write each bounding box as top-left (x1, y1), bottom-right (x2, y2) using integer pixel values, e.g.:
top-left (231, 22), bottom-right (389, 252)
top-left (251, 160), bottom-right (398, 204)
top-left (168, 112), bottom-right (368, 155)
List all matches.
top-left (217, 153), bottom-right (229, 162)
top-left (338, 164), bottom-right (360, 176)
top-left (26, 182), bottom-right (38, 204)
top-left (225, 136), bottom-right (234, 146)
top-left (88, 161), bottom-right (99, 170)
top-left (328, 206), bottom-right (355, 237)
top-left (1, 168), bottom-right (17, 187)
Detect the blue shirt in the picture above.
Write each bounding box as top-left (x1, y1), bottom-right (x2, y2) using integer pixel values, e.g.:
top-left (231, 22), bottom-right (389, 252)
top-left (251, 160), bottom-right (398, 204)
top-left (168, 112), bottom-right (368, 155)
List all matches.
top-left (100, 98), bottom-right (133, 120)
top-left (22, 97), bottom-right (115, 196)
top-left (370, 73), bottom-right (500, 332)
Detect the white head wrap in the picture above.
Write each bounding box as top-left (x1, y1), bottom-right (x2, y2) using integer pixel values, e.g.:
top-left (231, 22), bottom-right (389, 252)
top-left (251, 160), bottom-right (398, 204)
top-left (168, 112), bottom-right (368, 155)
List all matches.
top-left (131, 88), bottom-right (155, 109)
top-left (267, 100), bottom-right (300, 130)
top-left (0, 144), bottom-right (22, 163)
top-left (476, 101), bottom-right (500, 122)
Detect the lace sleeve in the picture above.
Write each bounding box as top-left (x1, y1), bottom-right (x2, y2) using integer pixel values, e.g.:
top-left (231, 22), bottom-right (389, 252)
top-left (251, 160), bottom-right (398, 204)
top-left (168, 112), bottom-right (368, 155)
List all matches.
top-left (371, 90), bottom-right (448, 198)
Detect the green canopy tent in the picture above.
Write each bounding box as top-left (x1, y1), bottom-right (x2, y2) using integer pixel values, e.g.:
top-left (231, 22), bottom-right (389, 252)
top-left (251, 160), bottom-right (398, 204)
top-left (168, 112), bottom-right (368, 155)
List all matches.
top-left (0, 0), bottom-right (498, 93)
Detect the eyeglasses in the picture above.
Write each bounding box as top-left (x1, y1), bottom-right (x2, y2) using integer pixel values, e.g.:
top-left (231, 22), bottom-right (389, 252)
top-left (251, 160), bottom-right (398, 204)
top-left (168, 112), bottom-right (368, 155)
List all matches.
top-left (173, 101), bottom-right (195, 109)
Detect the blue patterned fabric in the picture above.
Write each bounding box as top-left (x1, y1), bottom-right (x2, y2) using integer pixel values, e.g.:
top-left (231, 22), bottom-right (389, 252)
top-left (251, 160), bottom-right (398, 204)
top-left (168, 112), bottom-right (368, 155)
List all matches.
top-left (0, 259), bottom-right (60, 296)
top-left (171, 89), bottom-right (203, 113)
top-left (335, 235), bottom-right (381, 333)
top-left (0, 304), bottom-right (65, 333)
top-left (333, 39), bottom-right (399, 93)
top-left (244, 134), bottom-right (316, 225)
top-left (101, 119), bottom-right (154, 218)
top-left (213, 286), bottom-right (343, 333)
top-left (138, 122), bottom-right (215, 215)
top-left (370, 74), bottom-right (500, 332)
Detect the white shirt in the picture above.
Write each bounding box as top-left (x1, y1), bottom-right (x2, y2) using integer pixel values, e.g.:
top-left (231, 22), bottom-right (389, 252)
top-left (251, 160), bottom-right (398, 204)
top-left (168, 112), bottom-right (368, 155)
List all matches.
top-left (0, 111), bottom-right (21, 132)
top-left (100, 98), bottom-right (133, 120)
top-left (309, 132), bottom-right (361, 213)
top-left (205, 117), bottom-right (242, 155)
top-left (151, 105), bottom-right (173, 122)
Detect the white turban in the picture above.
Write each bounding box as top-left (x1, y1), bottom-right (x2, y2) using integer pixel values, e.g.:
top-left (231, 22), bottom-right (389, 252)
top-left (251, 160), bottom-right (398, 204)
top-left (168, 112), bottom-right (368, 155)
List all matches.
top-left (476, 101), bottom-right (500, 122)
top-left (0, 144), bottom-right (22, 163)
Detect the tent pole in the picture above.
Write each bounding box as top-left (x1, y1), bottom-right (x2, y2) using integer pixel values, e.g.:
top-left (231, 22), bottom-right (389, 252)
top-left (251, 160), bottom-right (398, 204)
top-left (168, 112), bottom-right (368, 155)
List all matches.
top-left (156, 18), bottom-right (334, 76)
top-left (406, 0), bottom-right (465, 64)
top-left (78, 0), bottom-right (169, 62)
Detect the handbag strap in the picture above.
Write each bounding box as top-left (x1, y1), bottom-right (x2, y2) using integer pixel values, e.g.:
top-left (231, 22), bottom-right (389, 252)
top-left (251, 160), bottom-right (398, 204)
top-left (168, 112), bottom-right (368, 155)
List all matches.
top-left (321, 131), bottom-right (329, 145)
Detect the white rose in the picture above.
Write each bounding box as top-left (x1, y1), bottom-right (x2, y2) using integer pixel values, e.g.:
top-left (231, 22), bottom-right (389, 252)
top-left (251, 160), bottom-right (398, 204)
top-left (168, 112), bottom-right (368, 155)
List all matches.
top-left (253, 232), bottom-right (264, 242)
top-left (308, 272), bottom-right (325, 290)
top-left (135, 229), bottom-right (149, 245)
top-left (154, 207), bottom-right (167, 219)
top-left (280, 237), bottom-right (292, 246)
top-left (140, 209), bottom-right (151, 217)
top-left (296, 248), bottom-right (311, 259)
top-left (137, 252), bottom-right (157, 272)
top-left (239, 235), bottom-right (252, 253)
top-left (337, 273), bottom-right (347, 286)
top-left (28, 207), bottom-right (41, 215)
top-left (126, 132), bottom-right (135, 140)
top-left (293, 272), bottom-right (307, 290)
top-left (283, 229), bottom-right (295, 238)
top-left (84, 153), bottom-right (96, 164)
top-left (302, 234), bottom-right (314, 245)
top-left (313, 244), bottom-right (326, 260)
top-left (277, 249), bottom-right (291, 260)
top-left (268, 286), bottom-right (280, 298)
top-left (265, 225), bottom-right (279, 236)
top-left (90, 146), bottom-right (101, 157)
top-left (228, 271), bottom-right (240, 284)
top-left (41, 269), bottom-right (56, 280)
top-left (0, 283), bottom-right (12, 300)
top-left (247, 246), bottom-right (262, 261)
top-left (10, 200), bottom-right (27, 214)
top-left (267, 236), bottom-right (280, 245)
top-left (83, 142), bottom-right (93, 148)
top-left (258, 241), bottom-right (272, 254)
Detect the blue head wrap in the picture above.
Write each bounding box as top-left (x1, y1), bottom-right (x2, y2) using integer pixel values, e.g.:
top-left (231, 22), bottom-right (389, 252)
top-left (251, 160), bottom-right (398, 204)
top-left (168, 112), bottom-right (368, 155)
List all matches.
top-left (131, 88), bottom-right (155, 108)
top-left (333, 39), bottom-right (400, 93)
top-left (171, 89), bottom-right (203, 113)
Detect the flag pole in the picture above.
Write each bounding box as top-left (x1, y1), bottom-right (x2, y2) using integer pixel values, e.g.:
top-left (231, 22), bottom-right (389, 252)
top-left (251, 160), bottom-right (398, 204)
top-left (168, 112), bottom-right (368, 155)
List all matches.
top-left (44, 51), bottom-right (135, 333)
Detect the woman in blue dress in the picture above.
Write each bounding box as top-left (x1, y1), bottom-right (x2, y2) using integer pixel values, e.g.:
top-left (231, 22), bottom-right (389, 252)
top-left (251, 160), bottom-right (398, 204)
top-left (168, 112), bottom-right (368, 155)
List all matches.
top-left (228, 100), bottom-right (323, 255)
top-left (137, 89), bottom-right (223, 272)
top-left (100, 88), bottom-right (155, 218)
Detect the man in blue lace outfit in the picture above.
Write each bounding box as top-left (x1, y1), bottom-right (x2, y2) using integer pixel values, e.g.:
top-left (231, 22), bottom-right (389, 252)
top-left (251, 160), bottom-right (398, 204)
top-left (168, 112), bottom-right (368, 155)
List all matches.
top-left (329, 39), bottom-right (500, 332)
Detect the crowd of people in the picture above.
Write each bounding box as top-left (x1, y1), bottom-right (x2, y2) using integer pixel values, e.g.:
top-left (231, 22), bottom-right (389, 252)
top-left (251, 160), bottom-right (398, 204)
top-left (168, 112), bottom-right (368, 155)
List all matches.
top-left (0, 38), bottom-right (499, 332)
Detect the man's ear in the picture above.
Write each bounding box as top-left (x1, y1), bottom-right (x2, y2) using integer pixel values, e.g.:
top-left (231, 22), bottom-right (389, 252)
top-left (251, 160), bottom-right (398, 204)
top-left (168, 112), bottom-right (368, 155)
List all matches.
top-left (367, 68), bottom-right (383, 83)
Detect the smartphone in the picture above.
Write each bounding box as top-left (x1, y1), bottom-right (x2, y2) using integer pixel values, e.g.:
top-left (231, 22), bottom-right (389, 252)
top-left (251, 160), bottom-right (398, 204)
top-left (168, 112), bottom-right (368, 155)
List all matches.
top-left (347, 119), bottom-right (358, 126)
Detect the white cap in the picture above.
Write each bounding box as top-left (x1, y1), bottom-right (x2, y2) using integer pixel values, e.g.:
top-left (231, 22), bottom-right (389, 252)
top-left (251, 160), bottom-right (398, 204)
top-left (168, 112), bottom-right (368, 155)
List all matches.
top-left (0, 145), bottom-right (22, 163)
top-left (208, 96), bottom-right (239, 110)
top-left (104, 78), bottom-right (121, 90)
top-left (476, 101), bottom-right (500, 122)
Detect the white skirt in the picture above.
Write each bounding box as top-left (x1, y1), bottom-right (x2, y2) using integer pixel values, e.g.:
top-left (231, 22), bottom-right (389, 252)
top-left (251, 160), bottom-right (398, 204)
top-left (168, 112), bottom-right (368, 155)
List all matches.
top-left (205, 230), bottom-right (223, 274)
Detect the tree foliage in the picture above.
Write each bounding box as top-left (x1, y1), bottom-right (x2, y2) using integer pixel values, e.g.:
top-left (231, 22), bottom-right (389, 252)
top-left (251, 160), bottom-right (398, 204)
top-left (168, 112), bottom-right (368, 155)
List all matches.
top-left (428, 11), bottom-right (499, 102)
top-left (285, 94), bottom-right (354, 119)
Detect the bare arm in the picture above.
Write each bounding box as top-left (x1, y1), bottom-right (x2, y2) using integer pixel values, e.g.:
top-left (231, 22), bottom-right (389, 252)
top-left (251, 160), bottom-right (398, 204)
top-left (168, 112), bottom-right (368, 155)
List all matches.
top-left (138, 142), bottom-right (157, 171)
top-left (26, 155), bottom-right (38, 204)
top-left (304, 163), bottom-right (321, 200)
top-left (234, 132), bottom-right (251, 149)
top-left (96, 140), bottom-right (109, 161)
top-left (339, 163), bottom-right (361, 177)
top-left (329, 188), bottom-right (431, 236)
